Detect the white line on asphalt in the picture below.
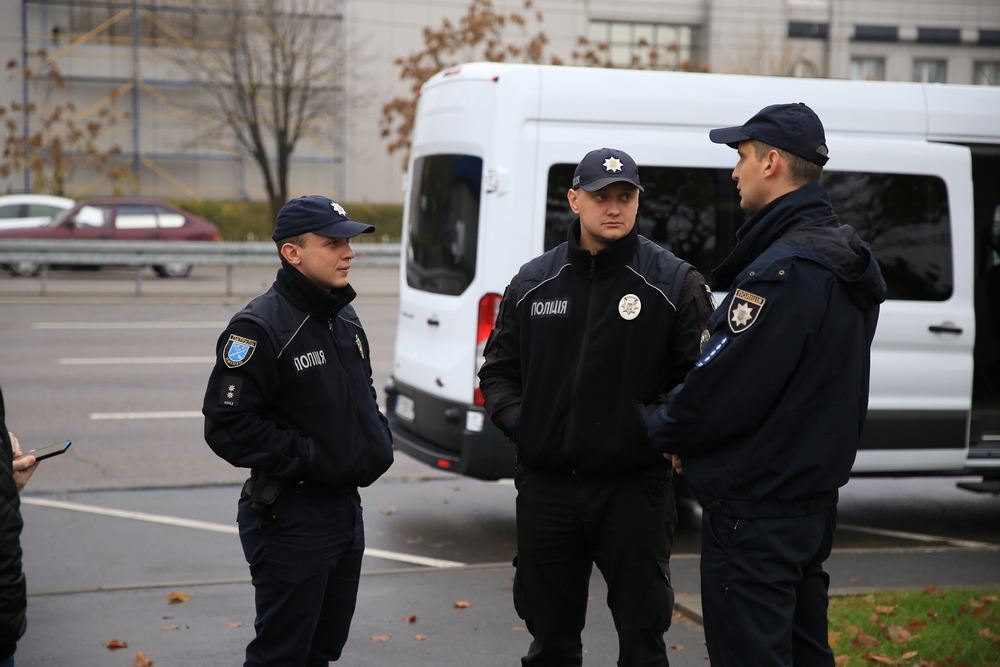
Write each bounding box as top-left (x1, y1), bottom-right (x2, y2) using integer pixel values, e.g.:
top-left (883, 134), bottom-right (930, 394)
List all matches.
top-left (91, 411), bottom-right (203, 420)
top-left (59, 356), bottom-right (215, 365)
top-left (837, 522), bottom-right (996, 550)
top-left (20, 497), bottom-right (465, 569)
top-left (34, 322), bottom-right (227, 330)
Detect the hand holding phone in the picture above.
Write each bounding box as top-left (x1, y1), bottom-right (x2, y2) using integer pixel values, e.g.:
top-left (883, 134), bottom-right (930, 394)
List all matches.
top-left (28, 440), bottom-right (72, 461)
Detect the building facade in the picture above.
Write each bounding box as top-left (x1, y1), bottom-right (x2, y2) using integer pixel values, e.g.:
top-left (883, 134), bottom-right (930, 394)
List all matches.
top-left (1, 0), bottom-right (997, 206)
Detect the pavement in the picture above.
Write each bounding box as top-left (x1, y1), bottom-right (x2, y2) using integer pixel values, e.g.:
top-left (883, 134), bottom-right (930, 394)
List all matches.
top-left (14, 454), bottom-right (1000, 667)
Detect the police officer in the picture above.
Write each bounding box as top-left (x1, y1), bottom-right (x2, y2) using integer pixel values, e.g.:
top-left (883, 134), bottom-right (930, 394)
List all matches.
top-left (479, 148), bottom-right (713, 666)
top-left (647, 104), bottom-right (887, 666)
top-left (202, 196), bottom-right (394, 667)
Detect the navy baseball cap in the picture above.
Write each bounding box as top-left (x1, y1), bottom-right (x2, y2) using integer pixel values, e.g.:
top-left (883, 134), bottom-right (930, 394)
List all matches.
top-left (709, 103), bottom-right (830, 166)
top-left (571, 148), bottom-right (644, 192)
top-left (272, 196), bottom-right (374, 241)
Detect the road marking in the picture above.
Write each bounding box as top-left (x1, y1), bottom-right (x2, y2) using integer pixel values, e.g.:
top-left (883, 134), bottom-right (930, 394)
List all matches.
top-left (837, 522), bottom-right (997, 550)
top-left (21, 496), bottom-right (465, 569)
top-left (91, 411), bottom-right (203, 420)
top-left (59, 356), bottom-right (215, 365)
top-left (34, 322), bottom-right (227, 330)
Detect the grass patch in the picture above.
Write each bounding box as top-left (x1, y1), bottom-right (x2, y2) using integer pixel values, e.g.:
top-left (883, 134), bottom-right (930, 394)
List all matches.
top-left (828, 586), bottom-right (1000, 665)
top-left (169, 199), bottom-right (403, 242)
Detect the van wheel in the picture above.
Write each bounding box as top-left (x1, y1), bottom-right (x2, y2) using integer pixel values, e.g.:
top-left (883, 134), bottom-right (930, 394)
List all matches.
top-left (8, 261), bottom-right (40, 277)
top-left (153, 263), bottom-right (192, 278)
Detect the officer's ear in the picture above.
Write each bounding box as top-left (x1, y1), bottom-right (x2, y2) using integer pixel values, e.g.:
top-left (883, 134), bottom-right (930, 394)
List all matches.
top-left (280, 241), bottom-right (303, 265)
top-left (567, 188), bottom-right (580, 214)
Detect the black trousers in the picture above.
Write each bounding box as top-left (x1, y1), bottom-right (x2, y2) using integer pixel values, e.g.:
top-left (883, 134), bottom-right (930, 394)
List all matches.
top-left (513, 466), bottom-right (677, 667)
top-left (700, 506), bottom-right (838, 667)
top-left (237, 490), bottom-right (364, 667)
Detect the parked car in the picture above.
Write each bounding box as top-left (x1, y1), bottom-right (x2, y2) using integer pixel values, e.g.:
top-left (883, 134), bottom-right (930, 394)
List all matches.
top-left (0, 198), bottom-right (220, 278)
top-left (0, 194), bottom-right (76, 231)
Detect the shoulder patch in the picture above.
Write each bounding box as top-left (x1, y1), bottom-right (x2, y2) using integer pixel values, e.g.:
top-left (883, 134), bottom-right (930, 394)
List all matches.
top-left (728, 289), bottom-right (765, 334)
top-left (223, 334), bottom-right (257, 368)
top-left (219, 374), bottom-right (243, 407)
top-left (702, 284), bottom-right (717, 310)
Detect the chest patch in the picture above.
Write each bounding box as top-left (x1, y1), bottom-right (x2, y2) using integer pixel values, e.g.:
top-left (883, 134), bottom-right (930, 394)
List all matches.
top-left (729, 289), bottom-right (766, 334)
top-left (293, 350), bottom-right (327, 372)
top-left (530, 298), bottom-right (570, 318)
top-left (618, 294), bottom-right (641, 320)
top-left (224, 334), bottom-right (257, 368)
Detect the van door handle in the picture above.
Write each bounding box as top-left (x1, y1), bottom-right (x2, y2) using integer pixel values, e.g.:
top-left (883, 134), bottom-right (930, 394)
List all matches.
top-left (929, 324), bottom-right (963, 334)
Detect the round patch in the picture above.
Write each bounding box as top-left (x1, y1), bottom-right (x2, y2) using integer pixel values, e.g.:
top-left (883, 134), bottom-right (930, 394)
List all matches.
top-left (618, 294), bottom-right (641, 320)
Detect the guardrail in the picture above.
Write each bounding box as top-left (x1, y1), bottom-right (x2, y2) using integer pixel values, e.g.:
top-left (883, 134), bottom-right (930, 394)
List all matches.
top-left (0, 239), bottom-right (401, 296)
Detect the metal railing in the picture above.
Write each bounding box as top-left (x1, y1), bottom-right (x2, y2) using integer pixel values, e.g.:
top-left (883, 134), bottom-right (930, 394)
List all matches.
top-left (0, 239), bottom-right (401, 296)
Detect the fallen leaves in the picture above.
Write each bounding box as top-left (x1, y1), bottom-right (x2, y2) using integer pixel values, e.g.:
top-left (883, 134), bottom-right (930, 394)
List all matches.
top-left (226, 622), bottom-right (243, 628)
top-left (105, 639), bottom-right (128, 650)
top-left (453, 600), bottom-right (471, 608)
top-left (371, 634), bottom-right (391, 642)
top-left (131, 651), bottom-right (154, 666)
top-left (166, 592), bottom-right (191, 604)
top-left (160, 624), bottom-right (181, 631)
top-left (412, 634), bottom-right (428, 640)
top-left (402, 615), bottom-right (418, 623)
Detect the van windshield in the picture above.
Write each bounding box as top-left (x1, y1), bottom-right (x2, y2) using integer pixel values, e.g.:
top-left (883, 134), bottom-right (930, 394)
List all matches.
top-left (406, 154), bottom-right (483, 295)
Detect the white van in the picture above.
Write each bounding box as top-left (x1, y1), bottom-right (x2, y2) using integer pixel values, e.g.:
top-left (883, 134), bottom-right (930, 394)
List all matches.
top-left (384, 62), bottom-right (1000, 491)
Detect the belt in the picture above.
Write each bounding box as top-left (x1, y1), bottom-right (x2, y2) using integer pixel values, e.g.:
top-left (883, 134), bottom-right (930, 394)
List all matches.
top-left (295, 481), bottom-right (357, 496)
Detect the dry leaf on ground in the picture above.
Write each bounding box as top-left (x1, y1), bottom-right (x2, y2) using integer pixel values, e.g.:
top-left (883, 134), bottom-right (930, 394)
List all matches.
top-left (160, 625), bottom-right (180, 631)
top-left (131, 651), bottom-right (153, 667)
top-left (166, 592), bottom-right (190, 604)
top-left (371, 635), bottom-right (391, 642)
top-left (105, 640), bottom-right (128, 650)
top-left (453, 600), bottom-right (471, 608)
top-left (226, 622), bottom-right (243, 628)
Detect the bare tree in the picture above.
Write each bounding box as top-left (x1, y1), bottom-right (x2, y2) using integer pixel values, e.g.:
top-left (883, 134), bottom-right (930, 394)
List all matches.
top-left (165, 0), bottom-right (345, 218)
top-left (0, 50), bottom-right (129, 196)
top-left (380, 0), bottom-right (557, 170)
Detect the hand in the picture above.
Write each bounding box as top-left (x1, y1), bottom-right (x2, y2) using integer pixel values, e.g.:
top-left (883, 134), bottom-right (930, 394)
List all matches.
top-left (663, 452), bottom-right (683, 475)
top-left (13, 453), bottom-right (37, 492)
top-left (10, 431), bottom-right (38, 492)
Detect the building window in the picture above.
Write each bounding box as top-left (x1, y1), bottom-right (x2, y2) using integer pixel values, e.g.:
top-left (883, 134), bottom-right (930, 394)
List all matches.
top-left (974, 62), bottom-right (1000, 86)
top-left (587, 20), bottom-right (699, 70)
top-left (913, 59), bottom-right (947, 83)
top-left (850, 57), bottom-right (885, 81)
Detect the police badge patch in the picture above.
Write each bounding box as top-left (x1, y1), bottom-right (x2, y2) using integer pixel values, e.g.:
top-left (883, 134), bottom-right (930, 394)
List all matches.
top-left (618, 294), bottom-right (641, 320)
top-left (729, 289), bottom-right (766, 334)
top-left (223, 334), bottom-right (257, 368)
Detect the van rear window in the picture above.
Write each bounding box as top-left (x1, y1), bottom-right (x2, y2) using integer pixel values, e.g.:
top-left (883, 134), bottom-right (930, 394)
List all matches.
top-left (545, 165), bottom-right (952, 301)
top-left (406, 154), bottom-right (483, 295)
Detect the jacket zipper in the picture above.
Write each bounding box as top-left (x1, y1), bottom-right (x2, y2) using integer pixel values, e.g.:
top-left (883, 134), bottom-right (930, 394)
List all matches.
top-left (330, 318), bottom-right (374, 480)
top-left (565, 254), bottom-right (598, 465)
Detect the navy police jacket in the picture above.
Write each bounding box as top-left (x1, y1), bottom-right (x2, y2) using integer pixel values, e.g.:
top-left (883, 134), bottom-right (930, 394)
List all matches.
top-left (0, 388), bottom-right (26, 663)
top-left (648, 182), bottom-right (887, 517)
top-left (479, 220), bottom-right (711, 478)
top-left (202, 262), bottom-right (393, 489)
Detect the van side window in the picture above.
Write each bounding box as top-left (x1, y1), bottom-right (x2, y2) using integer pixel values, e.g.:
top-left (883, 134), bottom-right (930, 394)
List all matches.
top-left (406, 154), bottom-right (483, 295)
top-left (545, 165), bottom-right (952, 301)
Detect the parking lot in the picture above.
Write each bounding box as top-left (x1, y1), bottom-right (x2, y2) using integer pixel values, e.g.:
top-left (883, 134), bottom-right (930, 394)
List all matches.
top-left (1, 265), bottom-right (998, 666)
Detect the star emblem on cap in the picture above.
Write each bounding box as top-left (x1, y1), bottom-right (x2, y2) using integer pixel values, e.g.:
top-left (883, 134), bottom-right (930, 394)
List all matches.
top-left (603, 157), bottom-right (623, 173)
top-left (331, 201), bottom-right (347, 217)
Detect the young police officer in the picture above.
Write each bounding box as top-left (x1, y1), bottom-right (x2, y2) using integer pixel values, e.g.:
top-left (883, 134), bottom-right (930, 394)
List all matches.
top-left (648, 104), bottom-right (887, 666)
top-left (202, 196), bottom-right (394, 667)
top-left (479, 148), bottom-right (713, 666)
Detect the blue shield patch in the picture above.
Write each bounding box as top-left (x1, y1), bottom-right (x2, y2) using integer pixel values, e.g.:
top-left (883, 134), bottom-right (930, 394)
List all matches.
top-left (223, 334), bottom-right (257, 368)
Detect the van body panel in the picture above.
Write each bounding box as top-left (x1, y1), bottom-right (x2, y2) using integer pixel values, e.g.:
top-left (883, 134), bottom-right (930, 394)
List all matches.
top-left (391, 62), bottom-right (1000, 482)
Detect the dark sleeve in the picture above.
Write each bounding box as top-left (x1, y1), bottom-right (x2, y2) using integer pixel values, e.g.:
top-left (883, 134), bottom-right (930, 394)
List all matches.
top-left (661, 268), bottom-right (715, 394)
top-left (477, 277), bottom-right (522, 438)
top-left (202, 321), bottom-right (312, 479)
top-left (0, 387), bottom-right (27, 661)
top-left (648, 270), bottom-right (826, 456)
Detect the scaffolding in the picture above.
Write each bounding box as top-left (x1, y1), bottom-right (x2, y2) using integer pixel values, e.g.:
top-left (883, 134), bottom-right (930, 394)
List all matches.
top-left (16, 0), bottom-right (347, 201)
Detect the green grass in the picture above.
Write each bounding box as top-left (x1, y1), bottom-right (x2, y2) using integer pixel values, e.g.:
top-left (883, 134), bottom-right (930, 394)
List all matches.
top-left (828, 586), bottom-right (1000, 666)
top-left (169, 199), bottom-right (403, 242)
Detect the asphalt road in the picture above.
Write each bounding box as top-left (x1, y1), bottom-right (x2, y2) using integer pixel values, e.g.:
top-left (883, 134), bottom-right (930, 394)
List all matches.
top-left (1, 265), bottom-right (998, 666)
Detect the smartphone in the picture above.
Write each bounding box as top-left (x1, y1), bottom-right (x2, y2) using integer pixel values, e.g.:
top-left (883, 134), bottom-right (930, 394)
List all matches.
top-left (28, 440), bottom-right (72, 461)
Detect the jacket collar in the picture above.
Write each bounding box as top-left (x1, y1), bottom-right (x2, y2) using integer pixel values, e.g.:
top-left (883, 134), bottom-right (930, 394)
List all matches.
top-left (567, 218), bottom-right (639, 277)
top-left (711, 181), bottom-right (834, 290)
top-left (273, 260), bottom-right (356, 321)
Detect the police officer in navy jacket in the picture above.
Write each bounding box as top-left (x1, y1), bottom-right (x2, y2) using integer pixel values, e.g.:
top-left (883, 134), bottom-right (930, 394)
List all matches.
top-left (648, 104), bottom-right (887, 667)
top-left (480, 148), bottom-right (713, 666)
top-left (203, 196), bottom-right (393, 667)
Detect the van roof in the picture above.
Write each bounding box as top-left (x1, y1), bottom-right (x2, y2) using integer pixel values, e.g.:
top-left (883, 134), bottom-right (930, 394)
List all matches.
top-left (423, 62), bottom-right (1000, 145)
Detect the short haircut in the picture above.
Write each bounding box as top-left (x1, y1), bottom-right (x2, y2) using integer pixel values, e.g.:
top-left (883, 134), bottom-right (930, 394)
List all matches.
top-left (751, 139), bottom-right (823, 185)
top-left (274, 233), bottom-right (307, 254)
